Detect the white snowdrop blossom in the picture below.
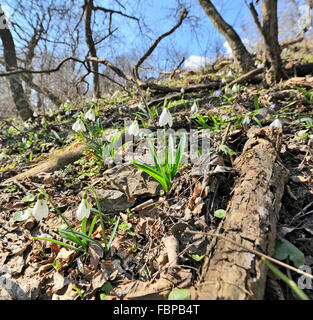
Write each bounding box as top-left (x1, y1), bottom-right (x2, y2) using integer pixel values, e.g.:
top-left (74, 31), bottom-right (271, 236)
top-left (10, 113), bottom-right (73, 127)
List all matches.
top-left (191, 102), bottom-right (199, 114)
top-left (221, 77), bottom-right (226, 84)
top-left (242, 117), bottom-right (251, 130)
top-left (227, 71), bottom-right (232, 77)
top-left (159, 108), bottom-right (173, 127)
top-left (84, 108), bottom-right (96, 121)
top-left (33, 112), bottom-right (38, 117)
top-left (270, 118), bottom-right (283, 128)
top-left (225, 87), bottom-right (232, 95)
top-left (76, 194), bottom-right (91, 221)
top-left (255, 61), bottom-right (262, 68)
top-left (72, 119), bottom-right (86, 132)
top-left (33, 197), bottom-right (49, 221)
top-left (232, 84), bottom-right (240, 93)
top-left (128, 119), bottom-right (140, 136)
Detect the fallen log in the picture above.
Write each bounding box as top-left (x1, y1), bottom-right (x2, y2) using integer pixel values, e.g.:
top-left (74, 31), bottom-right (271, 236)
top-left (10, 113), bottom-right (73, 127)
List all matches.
top-left (140, 82), bottom-right (220, 93)
top-left (190, 126), bottom-right (289, 300)
top-left (2, 143), bottom-right (88, 184)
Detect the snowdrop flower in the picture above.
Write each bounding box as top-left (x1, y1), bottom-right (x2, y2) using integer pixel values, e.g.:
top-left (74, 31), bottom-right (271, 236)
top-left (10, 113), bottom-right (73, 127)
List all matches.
top-left (159, 108), bottom-right (173, 127)
top-left (242, 116), bottom-right (251, 130)
top-left (227, 71), bottom-right (232, 77)
top-left (180, 88), bottom-right (185, 94)
top-left (84, 108), bottom-right (96, 121)
top-left (269, 118), bottom-right (282, 128)
top-left (225, 87), bottom-right (232, 95)
top-left (255, 60), bottom-right (262, 68)
top-left (72, 119), bottom-right (86, 132)
top-left (191, 102), bottom-right (199, 114)
top-left (33, 112), bottom-right (38, 117)
top-left (221, 77), bottom-right (226, 84)
top-left (232, 84), bottom-right (240, 93)
top-left (33, 195), bottom-right (49, 221)
top-left (76, 193), bottom-right (91, 221)
top-left (128, 119), bottom-right (140, 136)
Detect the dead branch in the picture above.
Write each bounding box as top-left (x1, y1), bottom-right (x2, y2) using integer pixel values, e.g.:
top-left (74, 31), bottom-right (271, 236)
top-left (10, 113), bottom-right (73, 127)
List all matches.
top-left (132, 7), bottom-right (188, 81)
top-left (169, 57), bottom-right (185, 79)
top-left (192, 126), bottom-right (288, 300)
top-left (140, 81), bottom-right (220, 93)
top-left (92, 5), bottom-right (139, 22)
top-left (280, 28), bottom-right (309, 49)
top-left (0, 57), bottom-right (87, 77)
top-left (226, 67), bottom-right (264, 87)
top-left (85, 56), bottom-right (132, 82)
top-left (247, 1), bottom-right (263, 35)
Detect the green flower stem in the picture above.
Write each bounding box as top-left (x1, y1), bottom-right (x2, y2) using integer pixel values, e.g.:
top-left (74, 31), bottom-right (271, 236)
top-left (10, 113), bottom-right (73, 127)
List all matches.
top-left (263, 258), bottom-right (309, 300)
top-left (40, 188), bottom-right (72, 230)
top-left (85, 187), bottom-right (107, 248)
top-left (40, 188), bottom-right (85, 248)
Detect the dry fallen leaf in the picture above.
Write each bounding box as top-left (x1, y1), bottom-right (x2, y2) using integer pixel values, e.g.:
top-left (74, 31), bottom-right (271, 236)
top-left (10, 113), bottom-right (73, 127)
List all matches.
top-left (88, 243), bottom-right (103, 269)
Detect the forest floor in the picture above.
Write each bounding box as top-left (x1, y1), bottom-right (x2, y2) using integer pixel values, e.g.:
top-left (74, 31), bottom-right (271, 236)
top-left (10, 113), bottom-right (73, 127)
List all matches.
top-left (0, 48), bottom-right (313, 300)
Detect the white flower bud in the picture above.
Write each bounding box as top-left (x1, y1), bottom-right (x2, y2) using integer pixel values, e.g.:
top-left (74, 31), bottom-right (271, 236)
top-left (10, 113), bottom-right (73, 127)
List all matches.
top-left (191, 102), bottom-right (199, 114)
top-left (269, 118), bottom-right (283, 128)
top-left (128, 120), bottom-right (140, 136)
top-left (33, 198), bottom-right (49, 221)
top-left (159, 108), bottom-right (173, 127)
top-left (84, 108), bottom-right (96, 121)
top-left (72, 119), bottom-right (86, 132)
top-left (76, 197), bottom-right (91, 221)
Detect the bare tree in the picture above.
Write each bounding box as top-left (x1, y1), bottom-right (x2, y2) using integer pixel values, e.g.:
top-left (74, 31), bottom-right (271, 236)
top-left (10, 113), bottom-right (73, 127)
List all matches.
top-left (0, 6), bottom-right (33, 120)
top-left (83, 0), bottom-right (100, 99)
top-left (198, 0), bottom-right (255, 73)
top-left (248, 0), bottom-right (282, 84)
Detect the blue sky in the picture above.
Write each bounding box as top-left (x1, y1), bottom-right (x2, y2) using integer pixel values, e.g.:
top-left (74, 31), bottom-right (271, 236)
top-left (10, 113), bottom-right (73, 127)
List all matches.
top-left (107, 0), bottom-right (254, 66)
top-left (3, 0), bottom-right (311, 74)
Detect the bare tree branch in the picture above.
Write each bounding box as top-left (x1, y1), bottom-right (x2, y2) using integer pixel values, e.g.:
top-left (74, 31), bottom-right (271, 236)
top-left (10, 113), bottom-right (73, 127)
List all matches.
top-left (86, 56), bottom-right (131, 81)
top-left (246, 1), bottom-right (263, 35)
top-left (92, 6), bottom-right (139, 22)
top-left (0, 56), bottom-right (86, 76)
top-left (132, 6), bottom-right (188, 81)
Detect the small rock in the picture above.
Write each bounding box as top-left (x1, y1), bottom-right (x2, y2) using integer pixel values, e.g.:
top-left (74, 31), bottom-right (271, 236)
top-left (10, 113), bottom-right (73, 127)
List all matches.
top-left (102, 164), bottom-right (161, 198)
top-left (92, 189), bottom-right (135, 212)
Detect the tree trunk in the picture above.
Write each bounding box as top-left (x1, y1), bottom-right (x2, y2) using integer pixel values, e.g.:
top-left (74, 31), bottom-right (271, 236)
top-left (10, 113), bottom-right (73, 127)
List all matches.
top-left (24, 29), bottom-right (43, 101)
top-left (84, 0), bottom-right (100, 99)
top-left (192, 126), bottom-right (288, 300)
top-left (0, 8), bottom-right (33, 120)
top-left (261, 0), bottom-right (282, 84)
top-left (198, 0), bottom-right (254, 73)
top-left (20, 73), bottom-right (62, 108)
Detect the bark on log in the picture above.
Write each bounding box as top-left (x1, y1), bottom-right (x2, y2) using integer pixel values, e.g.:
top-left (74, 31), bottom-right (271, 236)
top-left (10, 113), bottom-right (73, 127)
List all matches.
top-left (191, 126), bottom-right (288, 300)
top-left (2, 143), bottom-right (88, 184)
